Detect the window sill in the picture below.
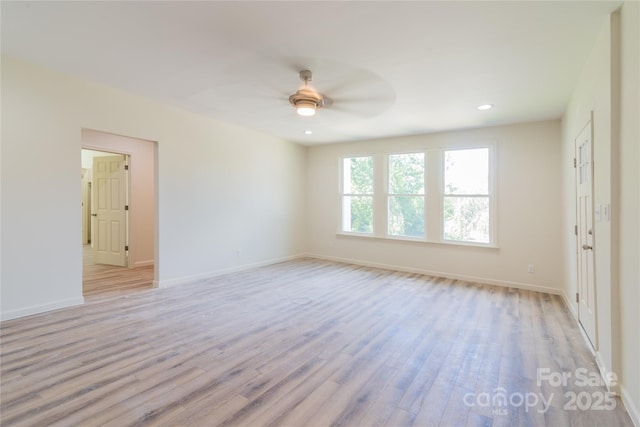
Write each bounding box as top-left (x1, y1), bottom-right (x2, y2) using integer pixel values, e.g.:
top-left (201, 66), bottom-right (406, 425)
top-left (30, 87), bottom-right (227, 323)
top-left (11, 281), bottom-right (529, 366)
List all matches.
top-left (335, 232), bottom-right (499, 249)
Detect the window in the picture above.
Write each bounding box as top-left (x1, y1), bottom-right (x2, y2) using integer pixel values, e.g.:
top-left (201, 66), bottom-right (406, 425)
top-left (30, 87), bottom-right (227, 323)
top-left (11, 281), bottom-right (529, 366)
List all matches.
top-left (339, 145), bottom-right (495, 247)
top-left (341, 156), bottom-right (374, 233)
top-left (387, 153), bottom-right (425, 238)
top-left (443, 148), bottom-right (491, 243)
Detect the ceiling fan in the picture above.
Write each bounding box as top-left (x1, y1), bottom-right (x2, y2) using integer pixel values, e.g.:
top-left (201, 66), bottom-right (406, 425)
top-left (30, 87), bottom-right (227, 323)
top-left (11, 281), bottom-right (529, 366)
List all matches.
top-left (288, 70), bottom-right (331, 117)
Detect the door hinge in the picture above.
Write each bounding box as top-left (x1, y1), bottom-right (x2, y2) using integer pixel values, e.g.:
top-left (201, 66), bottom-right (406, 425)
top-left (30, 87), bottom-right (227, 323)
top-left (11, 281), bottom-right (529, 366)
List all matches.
top-left (576, 292), bottom-right (579, 303)
top-left (125, 205), bottom-right (129, 211)
top-left (573, 158), bottom-right (577, 168)
top-left (574, 225), bottom-right (578, 236)
top-left (125, 245), bottom-right (129, 251)
top-left (124, 165), bottom-right (129, 170)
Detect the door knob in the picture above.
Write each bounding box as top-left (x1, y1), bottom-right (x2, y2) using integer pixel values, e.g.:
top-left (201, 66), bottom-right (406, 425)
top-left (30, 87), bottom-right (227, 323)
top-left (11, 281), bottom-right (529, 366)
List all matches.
top-left (91, 213), bottom-right (97, 217)
top-left (582, 244), bottom-right (593, 250)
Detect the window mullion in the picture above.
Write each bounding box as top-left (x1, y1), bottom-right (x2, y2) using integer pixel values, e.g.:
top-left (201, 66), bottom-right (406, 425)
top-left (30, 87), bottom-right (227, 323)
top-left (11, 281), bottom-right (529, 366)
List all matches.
top-left (427, 149), bottom-right (441, 242)
top-left (374, 154), bottom-right (386, 236)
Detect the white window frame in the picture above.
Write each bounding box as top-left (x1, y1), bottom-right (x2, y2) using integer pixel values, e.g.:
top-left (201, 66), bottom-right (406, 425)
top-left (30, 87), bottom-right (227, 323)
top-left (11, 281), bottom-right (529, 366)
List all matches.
top-left (440, 145), bottom-right (497, 246)
top-left (385, 151), bottom-right (427, 240)
top-left (340, 155), bottom-right (375, 235)
top-left (337, 143), bottom-right (497, 248)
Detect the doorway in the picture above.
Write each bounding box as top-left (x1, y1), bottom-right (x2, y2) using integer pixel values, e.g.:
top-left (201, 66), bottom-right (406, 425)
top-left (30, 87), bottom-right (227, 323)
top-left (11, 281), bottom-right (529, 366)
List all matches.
top-left (81, 129), bottom-right (157, 296)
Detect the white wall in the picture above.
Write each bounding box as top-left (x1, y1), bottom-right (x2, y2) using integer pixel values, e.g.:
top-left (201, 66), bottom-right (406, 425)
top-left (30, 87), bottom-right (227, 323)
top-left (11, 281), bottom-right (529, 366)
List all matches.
top-left (0, 56), bottom-right (307, 320)
top-left (306, 120), bottom-right (564, 293)
top-left (81, 130), bottom-right (156, 267)
top-left (618, 1), bottom-right (639, 423)
top-left (562, 12), bottom-right (614, 375)
top-left (562, 3), bottom-right (639, 423)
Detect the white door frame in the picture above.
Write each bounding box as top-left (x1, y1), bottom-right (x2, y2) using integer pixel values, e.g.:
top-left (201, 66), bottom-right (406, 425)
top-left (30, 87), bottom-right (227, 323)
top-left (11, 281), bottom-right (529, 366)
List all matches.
top-left (81, 129), bottom-right (159, 290)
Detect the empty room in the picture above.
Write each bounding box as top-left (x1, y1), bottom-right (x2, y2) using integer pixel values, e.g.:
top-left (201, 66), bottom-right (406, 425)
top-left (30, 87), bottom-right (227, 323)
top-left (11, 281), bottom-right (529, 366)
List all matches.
top-left (1, 1), bottom-right (638, 426)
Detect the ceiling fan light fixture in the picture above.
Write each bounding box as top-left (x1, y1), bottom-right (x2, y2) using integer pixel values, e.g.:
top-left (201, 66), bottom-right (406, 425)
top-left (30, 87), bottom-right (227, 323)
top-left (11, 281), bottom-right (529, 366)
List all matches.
top-left (296, 102), bottom-right (316, 116)
top-left (289, 70), bottom-right (323, 117)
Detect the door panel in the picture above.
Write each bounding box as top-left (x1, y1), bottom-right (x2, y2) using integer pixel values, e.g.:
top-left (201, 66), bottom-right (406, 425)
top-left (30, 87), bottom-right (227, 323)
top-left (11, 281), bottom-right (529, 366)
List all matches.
top-left (92, 155), bottom-right (127, 266)
top-left (575, 119), bottom-right (597, 348)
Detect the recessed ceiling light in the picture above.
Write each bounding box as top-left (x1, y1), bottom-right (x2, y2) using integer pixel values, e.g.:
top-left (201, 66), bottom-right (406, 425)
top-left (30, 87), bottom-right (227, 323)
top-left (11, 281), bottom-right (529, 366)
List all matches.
top-left (477, 104), bottom-right (493, 110)
top-left (304, 130), bottom-right (313, 135)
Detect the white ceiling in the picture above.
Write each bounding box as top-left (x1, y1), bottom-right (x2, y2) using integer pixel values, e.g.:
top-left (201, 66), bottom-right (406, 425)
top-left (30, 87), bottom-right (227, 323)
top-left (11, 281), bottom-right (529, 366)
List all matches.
top-left (1, 1), bottom-right (620, 145)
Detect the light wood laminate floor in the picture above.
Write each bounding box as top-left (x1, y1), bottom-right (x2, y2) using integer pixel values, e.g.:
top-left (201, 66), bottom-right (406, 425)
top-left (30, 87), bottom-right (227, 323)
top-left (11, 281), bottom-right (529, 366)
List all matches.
top-left (1, 258), bottom-right (634, 426)
top-left (83, 245), bottom-right (154, 297)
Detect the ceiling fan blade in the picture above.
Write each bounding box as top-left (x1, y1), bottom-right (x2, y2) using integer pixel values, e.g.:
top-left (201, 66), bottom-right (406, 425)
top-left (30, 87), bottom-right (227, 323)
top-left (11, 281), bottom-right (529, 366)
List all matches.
top-left (320, 71), bottom-right (368, 95)
top-left (326, 92), bottom-right (396, 118)
top-left (333, 94), bottom-right (396, 105)
top-left (326, 104), bottom-right (372, 117)
top-left (319, 96), bottom-right (333, 108)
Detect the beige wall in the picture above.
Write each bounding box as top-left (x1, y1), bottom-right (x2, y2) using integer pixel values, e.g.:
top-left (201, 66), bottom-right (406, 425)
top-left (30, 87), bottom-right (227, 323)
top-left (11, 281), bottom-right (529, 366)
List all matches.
top-left (562, 3), bottom-right (639, 423)
top-left (562, 11), bottom-right (614, 380)
top-left (306, 120), bottom-right (564, 293)
top-left (82, 130), bottom-right (156, 267)
top-left (618, 1), bottom-right (639, 422)
top-left (0, 56), bottom-right (307, 320)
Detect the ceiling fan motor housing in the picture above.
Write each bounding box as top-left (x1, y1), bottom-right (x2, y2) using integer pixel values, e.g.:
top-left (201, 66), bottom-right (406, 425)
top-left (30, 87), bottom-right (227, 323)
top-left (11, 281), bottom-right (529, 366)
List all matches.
top-left (289, 69), bottom-right (325, 112)
top-left (289, 87), bottom-right (323, 109)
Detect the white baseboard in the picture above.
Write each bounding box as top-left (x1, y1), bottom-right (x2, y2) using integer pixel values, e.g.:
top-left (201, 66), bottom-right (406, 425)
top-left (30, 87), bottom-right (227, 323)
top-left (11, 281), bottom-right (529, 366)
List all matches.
top-left (560, 290), bottom-right (579, 318)
top-left (0, 296), bottom-right (85, 322)
top-left (304, 253), bottom-right (564, 295)
top-left (621, 384), bottom-right (640, 427)
top-left (561, 284), bottom-right (638, 426)
top-left (155, 254), bottom-right (305, 288)
top-left (594, 351), bottom-right (623, 395)
top-left (133, 259), bottom-right (154, 267)
top-left (0, 255), bottom-right (304, 320)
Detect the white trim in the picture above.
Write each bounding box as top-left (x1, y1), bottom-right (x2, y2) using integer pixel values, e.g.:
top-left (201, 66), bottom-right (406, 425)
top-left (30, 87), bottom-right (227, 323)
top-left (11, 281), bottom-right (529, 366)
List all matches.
top-left (441, 144), bottom-right (497, 246)
top-left (594, 351), bottom-right (621, 394)
top-left (335, 231), bottom-right (499, 249)
top-left (621, 384), bottom-right (640, 427)
top-left (304, 253), bottom-right (563, 295)
top-left (340, 155), bottom-right (375, 234)
top-left (155, 254), bottom-right (305, 288)
top-left (133, 260), bottom-right (154, 268)
top-left (0, 297), bottom-right (85, 322)
top-left (562, 289), bottom-right (640, 427)
top-left (339, 142), bottom-right (498, 246)
top-left (561, 290), bottom-right (579, 319)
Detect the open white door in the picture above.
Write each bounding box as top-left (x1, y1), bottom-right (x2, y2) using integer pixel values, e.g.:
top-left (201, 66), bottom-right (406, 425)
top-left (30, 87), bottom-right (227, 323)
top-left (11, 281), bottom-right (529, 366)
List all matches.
top-left (92, 155), bottom-right (128, 266)
top-left (575, 119), bottom-right (597, 348)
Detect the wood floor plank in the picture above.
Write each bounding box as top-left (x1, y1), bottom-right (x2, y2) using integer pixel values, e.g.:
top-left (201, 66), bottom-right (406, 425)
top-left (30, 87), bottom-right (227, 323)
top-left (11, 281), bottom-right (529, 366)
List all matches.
top-left (0, 258), bottom-right (634, 426)
top-left (82, 244), bottom-right (154, 297)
